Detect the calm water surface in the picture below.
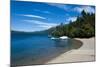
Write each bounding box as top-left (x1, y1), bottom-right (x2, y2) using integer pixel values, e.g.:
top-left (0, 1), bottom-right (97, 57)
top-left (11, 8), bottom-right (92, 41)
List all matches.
top-left (11, 32), bottom-right (82, 66)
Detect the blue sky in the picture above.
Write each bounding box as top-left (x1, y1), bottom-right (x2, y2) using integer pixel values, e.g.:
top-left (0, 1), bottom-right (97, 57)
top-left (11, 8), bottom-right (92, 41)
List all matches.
top-left (11, 0), bottom-right (95, 32)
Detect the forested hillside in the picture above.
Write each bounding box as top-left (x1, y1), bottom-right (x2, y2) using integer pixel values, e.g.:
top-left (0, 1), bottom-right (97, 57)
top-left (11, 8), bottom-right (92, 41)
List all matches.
top-left (50, 10), bottom-right (95, 38)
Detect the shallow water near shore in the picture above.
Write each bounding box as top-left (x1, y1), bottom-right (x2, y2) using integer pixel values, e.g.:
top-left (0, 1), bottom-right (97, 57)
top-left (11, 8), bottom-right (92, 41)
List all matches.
top-left (11, 32), bottom-right (82, 66)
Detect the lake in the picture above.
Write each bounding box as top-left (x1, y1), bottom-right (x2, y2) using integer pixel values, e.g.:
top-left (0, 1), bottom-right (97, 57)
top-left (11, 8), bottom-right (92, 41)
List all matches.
top-left (11, 32), bottom-right (82, 66)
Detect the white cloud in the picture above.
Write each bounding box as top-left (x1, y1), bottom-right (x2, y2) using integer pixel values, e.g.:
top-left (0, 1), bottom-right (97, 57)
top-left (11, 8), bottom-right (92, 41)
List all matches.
top-left (74, 6), bottom-right (95, 13)
top-left (23, 20), bottom-right (58, 29)
top-left (21, 14), bottom-right (46, 19)
top-left (48, 3), bottom-right (68, 11)
top-left (66, 17), bottom-right (77, 22)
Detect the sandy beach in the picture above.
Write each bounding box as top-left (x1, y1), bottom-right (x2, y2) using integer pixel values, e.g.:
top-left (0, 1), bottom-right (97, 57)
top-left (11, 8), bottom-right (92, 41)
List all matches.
top-left (46, 37), bottom-right (95, 64)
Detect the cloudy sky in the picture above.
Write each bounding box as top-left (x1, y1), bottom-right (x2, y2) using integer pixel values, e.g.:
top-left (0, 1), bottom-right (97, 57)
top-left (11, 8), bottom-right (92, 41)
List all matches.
top-left (11, 0), bottom-right (95, 32)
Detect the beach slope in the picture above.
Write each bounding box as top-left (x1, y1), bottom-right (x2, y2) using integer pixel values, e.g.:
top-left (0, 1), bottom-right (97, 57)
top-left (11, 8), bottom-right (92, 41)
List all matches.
top-left (46, 37), bottom-right (95, 64)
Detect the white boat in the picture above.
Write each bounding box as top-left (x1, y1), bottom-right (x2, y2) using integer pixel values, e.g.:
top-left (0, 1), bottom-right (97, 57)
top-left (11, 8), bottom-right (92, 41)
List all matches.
top-left (59, 36), bottom-right (68, 39)
top-left (51, 36), bottom-right (68, 40)
top-left (51, 37), bottom-right (59, 39)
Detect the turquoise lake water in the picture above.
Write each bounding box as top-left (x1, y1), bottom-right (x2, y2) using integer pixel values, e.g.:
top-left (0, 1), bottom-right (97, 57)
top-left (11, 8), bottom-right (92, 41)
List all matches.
top-left (11, 32), bottom-right (82, 66)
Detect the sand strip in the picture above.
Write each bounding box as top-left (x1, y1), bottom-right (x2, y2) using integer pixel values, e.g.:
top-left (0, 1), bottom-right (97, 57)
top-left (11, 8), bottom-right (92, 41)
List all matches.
top-left (46, 37), bottom-right (95, 64)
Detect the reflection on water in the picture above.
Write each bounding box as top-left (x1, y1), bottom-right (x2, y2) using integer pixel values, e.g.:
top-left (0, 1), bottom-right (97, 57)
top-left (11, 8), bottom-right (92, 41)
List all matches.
top-left (54, 39), bottom-right (71, 48)
top-left (11, 34), bottom-right (82, 67)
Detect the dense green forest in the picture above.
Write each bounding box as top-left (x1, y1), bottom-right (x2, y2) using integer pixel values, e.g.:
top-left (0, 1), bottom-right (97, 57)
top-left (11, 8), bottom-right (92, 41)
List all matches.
top-left (50, 10), bottom-right (95, 38)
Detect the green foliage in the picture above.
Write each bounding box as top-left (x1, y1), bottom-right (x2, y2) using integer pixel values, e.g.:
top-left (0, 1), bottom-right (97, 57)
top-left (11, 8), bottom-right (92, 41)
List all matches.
top-left (51, 10), bottom-right (95, 38)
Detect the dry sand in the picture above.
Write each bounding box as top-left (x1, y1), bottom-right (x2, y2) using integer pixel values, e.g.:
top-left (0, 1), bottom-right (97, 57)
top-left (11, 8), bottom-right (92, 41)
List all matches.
top-left (46, 37), bottom-right (95, 64)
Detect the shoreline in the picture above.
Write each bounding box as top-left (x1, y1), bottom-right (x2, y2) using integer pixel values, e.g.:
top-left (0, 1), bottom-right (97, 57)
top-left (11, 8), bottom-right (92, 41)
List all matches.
top-left (14, 37), bottom-right (95, 66)
top-left (46, 37), bottom-right (95, 64)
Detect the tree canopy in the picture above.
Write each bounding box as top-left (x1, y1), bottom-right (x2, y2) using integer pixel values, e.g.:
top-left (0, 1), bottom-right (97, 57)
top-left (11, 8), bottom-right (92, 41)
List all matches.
top-left (50, 10), bottom-right (95, 38)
